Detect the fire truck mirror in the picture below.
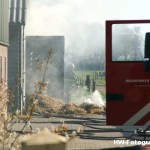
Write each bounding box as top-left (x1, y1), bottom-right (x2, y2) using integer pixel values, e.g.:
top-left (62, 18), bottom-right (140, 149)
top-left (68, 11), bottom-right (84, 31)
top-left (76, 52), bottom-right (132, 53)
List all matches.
top-left (144, 32), bottom-right (150, 72)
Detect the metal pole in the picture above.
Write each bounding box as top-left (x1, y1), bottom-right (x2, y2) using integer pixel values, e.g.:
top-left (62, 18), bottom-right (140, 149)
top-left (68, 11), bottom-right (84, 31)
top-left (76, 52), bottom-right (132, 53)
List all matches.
top-left (21, 24), bottom-right (26, 115)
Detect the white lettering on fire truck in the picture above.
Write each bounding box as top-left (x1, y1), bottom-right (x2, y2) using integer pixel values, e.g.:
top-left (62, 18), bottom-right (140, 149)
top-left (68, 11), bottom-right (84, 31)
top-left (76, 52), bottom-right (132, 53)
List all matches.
top-left (126, 79), bottom-right (150, 83)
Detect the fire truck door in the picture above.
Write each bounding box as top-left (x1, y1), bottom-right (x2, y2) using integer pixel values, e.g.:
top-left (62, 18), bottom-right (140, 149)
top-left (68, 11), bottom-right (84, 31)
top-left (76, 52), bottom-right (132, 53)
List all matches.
top-left (106, 20), bottom-right (150, 125)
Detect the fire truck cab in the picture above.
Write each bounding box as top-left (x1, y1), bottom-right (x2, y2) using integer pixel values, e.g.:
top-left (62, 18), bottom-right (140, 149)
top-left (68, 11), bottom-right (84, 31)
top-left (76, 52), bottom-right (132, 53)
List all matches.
top-left (106, 20), bottom-right (150, 125)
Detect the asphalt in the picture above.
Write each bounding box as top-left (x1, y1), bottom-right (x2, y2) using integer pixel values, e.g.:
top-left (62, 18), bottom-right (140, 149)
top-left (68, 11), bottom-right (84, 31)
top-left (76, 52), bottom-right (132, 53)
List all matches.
top-left (9, 114), bottom-right (150, 150)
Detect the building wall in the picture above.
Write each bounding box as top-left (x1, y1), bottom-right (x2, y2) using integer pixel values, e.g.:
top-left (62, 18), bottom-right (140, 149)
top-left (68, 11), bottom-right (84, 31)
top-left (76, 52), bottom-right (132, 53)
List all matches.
top-left (8, 25), bottom-right (21, 86)
top-left (26, 36), bottom-right (64, 100)
top-left (0, 45), bottom-right (8, 118)
top-left (8, 24), bottom-right (24, 110)
top-left (8, 0), bottom-right (27, 111)
top-left (0, 45), bottom-right (8, 82)
top-left (0, 0), bottom-right (9, 83)
top-left (0, 0), bottom-right (9, 117)
top-left (0, 0), bottom-right (9, 45)
top-left (10, 0), bottom-right (27, 24)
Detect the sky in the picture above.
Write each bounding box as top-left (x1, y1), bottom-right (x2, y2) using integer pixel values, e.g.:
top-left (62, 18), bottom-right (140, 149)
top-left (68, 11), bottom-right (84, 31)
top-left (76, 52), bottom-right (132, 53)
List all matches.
top-left (25, 0), bottom-right (150, 55)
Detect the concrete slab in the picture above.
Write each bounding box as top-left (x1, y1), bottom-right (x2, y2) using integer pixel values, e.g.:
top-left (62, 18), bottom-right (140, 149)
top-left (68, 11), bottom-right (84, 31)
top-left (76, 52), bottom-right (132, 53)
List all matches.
top-left (9, 115), bottom-right (149, 150)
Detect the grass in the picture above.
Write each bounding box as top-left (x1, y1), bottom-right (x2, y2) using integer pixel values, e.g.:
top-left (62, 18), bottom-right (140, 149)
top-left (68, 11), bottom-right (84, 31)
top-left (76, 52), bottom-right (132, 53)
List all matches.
top-left (73, 70), bottom-right (106, 98)
top-left (74, 70), bottom-right (106, 85)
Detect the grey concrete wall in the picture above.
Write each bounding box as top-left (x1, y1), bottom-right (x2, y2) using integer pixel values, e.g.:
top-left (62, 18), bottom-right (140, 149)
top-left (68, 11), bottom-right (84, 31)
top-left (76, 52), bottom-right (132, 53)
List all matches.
top-left (26, 36), bottom-right (64, 100)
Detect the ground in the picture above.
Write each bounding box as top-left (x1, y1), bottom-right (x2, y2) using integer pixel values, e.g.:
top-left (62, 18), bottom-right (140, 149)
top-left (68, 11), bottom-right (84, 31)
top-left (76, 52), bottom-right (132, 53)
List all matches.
top-left (8, 114), bottom-right (149, 150)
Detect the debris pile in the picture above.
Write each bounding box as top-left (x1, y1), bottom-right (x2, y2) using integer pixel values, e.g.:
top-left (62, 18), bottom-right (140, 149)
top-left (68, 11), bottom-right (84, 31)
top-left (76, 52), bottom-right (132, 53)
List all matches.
top-left (33, 94), bottom-right (105, 115)
top-left (58, 104), bottom-right (86, 114)
top-left (38, 94), bottom-right (64, 112)
top-left (80, 103), bottom-right (105, 114)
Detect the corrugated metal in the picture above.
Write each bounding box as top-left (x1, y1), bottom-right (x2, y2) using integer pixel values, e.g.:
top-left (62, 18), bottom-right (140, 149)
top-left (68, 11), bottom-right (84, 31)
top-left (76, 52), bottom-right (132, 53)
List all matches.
top-left (8, 25), bottom-right (22, 110)
top-left (10, 0), bottom-right (27, 24)
top-left (9, 0), bottom-right (27, 111)
top-left (0, 0), bottom-right (9, 45)
top-left (10, 0), bottom-right (16, 22)
top-left (22, 0), bottom-right (27, 24)
top-left (16, 0), bottom-right (22, 22)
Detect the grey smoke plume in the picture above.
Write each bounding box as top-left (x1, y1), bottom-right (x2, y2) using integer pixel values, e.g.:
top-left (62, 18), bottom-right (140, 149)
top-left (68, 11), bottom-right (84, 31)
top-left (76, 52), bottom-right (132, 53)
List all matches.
top-left (26, 0), bottom-right (150, 55)
top-left (26, 0), bottom-right (108, 55)
top-left (25, 0), bottom-right (108, 72)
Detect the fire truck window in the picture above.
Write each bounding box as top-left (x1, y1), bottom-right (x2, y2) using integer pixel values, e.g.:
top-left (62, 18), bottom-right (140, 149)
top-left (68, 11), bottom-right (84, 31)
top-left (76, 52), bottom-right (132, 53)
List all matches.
top-left (112, 24), bottom-right (149, 61)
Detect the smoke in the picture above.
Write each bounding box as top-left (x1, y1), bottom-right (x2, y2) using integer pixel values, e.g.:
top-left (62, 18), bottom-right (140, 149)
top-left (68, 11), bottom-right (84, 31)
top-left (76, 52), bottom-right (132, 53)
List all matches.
top-left (26, 0), bottom-right (146, 103)
top-left (26, 0), bottom-right (150, 57)
top-left (31, 0), bottom-right (64, 6)
top-left (66, 23), bottom-right (105, 56)
top-left (26, 36), bottom-right (64, 100)
top-left (69, 88), bottom-right (105, 107)
top-left (26, 0), bottom-right (70, 36)
top-left (25, 0), bottom-right (107, 103)
top-left (26, 0), bottom-right (117, 58)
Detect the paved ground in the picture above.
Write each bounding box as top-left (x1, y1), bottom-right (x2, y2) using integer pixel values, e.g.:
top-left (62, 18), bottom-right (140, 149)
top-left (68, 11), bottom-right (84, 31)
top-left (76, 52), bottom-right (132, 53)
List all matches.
top-left (9, 114), bottom-right (150, 150)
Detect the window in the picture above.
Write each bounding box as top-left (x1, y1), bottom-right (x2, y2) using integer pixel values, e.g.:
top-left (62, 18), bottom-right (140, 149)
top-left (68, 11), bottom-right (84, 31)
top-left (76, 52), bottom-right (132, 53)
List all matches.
top-left (112, 24), bottom-right (150, 61)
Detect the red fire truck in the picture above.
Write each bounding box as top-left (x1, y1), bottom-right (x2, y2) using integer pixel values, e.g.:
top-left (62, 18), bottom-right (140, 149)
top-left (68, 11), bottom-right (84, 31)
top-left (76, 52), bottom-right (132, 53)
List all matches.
top-left (106, 20), bottom-right (150, 125)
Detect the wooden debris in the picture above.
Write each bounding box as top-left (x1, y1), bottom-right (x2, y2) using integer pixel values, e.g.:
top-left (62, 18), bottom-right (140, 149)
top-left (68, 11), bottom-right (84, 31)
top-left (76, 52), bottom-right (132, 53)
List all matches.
top-left (32, 94), bottom-right (105, 115)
